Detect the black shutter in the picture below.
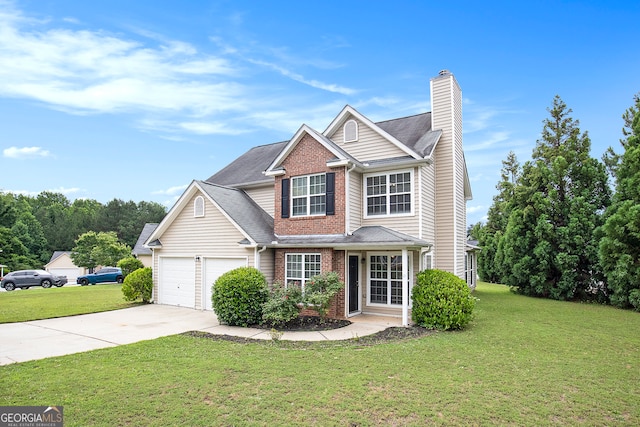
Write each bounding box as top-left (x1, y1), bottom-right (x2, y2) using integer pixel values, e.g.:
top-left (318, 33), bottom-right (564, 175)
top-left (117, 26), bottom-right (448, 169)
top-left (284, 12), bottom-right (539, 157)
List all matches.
top-left (326, 172), bottom-right (335, 216)
top-left (281, 178), bottom-right (290, 218)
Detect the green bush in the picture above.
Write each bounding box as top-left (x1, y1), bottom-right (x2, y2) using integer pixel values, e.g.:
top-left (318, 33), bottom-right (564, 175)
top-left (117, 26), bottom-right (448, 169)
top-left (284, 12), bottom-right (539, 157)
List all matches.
top-left (304, 272), bottom-right (344, 319)
top-left (121, 267), bottom-right (153, 303)
top-left (411, 269), bottom-right (476, 330)
top-left (117, 257), bottom-right (144, 277)
top-left (262, 283), bottom-right (303, 326)
top-left (212, 267), bottom-right (268, 326)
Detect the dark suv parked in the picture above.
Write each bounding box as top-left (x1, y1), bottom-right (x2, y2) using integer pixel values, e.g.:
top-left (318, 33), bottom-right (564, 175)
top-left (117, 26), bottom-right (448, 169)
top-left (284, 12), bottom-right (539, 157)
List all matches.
top-left (77, 267), bottom-right (124, 286)
top-left (0, 269), bottom-right (68, 291)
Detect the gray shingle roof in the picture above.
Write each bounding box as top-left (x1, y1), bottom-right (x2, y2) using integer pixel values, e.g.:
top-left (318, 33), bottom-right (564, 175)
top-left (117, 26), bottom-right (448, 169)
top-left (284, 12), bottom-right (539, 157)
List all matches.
top-left (206, 110), bottom-right (439, 188)
top-left (376, 112), bottom-right (439, 157)
top-left (206, 141), bottom-right (286, 187)
top-left (274, 226), bottom-right (431, 248)
top-left (132, 223), bottom-right (159, 256)
top-left (197, 181), bottom-right (275, 245)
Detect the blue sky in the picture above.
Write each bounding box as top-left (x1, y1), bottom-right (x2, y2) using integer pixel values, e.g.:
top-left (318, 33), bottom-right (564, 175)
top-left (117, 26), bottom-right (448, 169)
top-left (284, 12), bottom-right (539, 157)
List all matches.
top-left (1, 0), bottom-right (639, 225)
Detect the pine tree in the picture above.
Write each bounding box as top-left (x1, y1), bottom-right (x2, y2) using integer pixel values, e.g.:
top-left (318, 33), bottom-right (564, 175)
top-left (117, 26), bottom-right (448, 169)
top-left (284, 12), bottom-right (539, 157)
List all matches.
top-left (477, 151), bottom-right (520, 282)
top-left (501, 96), bottom-right (610, 300)
top-left (599, 94), bottom-right (640, 309)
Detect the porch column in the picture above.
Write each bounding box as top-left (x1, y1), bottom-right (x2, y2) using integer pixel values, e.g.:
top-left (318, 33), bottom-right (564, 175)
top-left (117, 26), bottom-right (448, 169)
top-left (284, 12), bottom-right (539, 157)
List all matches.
top-left (402, 248), bottom-right (409, 327)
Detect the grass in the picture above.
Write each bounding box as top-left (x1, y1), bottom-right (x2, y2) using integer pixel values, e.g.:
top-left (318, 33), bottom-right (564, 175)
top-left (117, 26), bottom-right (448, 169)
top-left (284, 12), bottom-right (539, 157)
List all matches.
top-left (1, 282), bottom-right (639, 425)
top-left (0, 284), bottom-right (139, 323)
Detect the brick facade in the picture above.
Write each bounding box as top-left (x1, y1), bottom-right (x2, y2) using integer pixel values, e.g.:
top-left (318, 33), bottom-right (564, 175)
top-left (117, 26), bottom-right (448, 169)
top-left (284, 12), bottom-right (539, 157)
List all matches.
top-left (274, 247), bottom-right (347, 319)
top-left (274, 134), bottom-right (346, 236)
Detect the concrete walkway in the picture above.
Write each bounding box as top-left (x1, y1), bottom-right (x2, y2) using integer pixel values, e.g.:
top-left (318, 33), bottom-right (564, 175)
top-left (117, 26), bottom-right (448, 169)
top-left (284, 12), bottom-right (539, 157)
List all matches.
top-left (0, 305), bottom-right (401, 366)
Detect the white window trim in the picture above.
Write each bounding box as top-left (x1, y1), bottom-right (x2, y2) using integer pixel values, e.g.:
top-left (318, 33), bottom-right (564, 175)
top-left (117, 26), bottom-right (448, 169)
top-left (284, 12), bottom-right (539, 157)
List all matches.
top-left (363, 169), bottom-right (414, 218)
top-left (285, 253), bottom-right (322, 292)
top-left (366, 252), bottom-right (413, 307)
top-left (194, 196), bottom-right (205, 218)
top-left (291, 173), bottom-right (326, 217)
top-left (343, 119), bottom-right (358, 143)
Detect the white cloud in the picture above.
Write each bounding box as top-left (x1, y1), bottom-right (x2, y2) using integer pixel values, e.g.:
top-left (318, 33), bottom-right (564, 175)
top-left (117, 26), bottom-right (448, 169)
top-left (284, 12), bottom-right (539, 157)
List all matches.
top-left (467, 205), bottom-right (486, 214)
top-left (3, 146), bottom-right (51, 158)
top-left (152, 184), bottom-right (189, 196)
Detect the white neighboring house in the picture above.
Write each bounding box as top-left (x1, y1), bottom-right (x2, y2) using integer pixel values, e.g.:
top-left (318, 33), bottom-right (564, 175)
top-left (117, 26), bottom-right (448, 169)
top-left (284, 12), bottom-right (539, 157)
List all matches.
top-left (132, 223), bottom-right (159, 268)
top-left (45, 251), bottom-right (88, 284)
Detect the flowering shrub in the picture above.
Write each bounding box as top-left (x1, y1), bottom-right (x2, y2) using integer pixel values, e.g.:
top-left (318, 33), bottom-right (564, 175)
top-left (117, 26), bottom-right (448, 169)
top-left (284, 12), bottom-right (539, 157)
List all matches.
top-left (303, 272), bottom-right (343, 319)
top-left (261, 282), bottom-right (303, 326)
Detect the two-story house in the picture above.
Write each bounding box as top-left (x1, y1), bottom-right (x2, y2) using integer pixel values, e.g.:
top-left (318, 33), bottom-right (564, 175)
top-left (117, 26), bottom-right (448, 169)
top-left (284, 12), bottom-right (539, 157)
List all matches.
top-left (145, 70), bottom-right (473, 326)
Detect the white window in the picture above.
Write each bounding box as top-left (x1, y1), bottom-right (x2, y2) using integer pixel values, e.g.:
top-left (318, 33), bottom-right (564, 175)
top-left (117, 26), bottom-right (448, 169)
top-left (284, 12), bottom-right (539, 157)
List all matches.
top-left (291, 174), bottom-right (326, 217)
top-left (285, 253), bottom-right (321, 292)
top-left (368, 253), bottom-right (406, 306)
top-left (194, 196), bottom-right (205, 217)
top-left (422, 252), bottom-right (433, 270)
top-left (365, 170), bottom-right (412, 217)
top-left (344, 119), bottom-right (358, 142)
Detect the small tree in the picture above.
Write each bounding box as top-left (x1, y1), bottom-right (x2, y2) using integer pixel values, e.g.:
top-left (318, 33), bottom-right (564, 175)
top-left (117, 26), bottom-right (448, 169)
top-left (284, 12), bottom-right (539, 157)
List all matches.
top-left (71, 231), bottom-right (131, 270)
top-left (412, 269), bottom-right (476, 330)
top-left (121, 267), bottom-right (152, 303)
top-left (117, 257), bottom-right (144, 277)
top-left (212, 267), bottom-right (268, 326)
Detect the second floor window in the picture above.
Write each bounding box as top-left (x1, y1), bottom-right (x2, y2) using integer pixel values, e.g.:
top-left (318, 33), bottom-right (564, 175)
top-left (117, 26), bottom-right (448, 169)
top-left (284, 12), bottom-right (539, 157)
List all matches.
top-left (365, 171), bottom-right (412, 216)
top-left (292, 174), bottom-right (326, 216)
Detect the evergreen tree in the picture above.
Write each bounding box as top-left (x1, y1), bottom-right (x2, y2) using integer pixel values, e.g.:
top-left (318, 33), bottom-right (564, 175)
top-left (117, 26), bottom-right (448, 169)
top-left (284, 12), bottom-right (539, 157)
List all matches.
top-left (599, 94), bottom-right (640, 309)
top-left (501, 96), bottom-right (610, 300)
top-left (477, 151), bottom-right (520, 283)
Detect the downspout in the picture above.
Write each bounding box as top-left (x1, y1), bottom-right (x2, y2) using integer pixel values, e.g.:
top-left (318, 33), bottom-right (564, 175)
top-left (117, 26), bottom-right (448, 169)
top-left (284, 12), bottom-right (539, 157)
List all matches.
top-left (255, 245), bottom-right (267, 270)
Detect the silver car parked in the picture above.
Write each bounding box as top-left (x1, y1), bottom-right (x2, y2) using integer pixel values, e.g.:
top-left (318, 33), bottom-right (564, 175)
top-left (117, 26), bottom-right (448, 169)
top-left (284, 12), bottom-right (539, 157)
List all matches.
top-left (0, 269), bottom-right (68, 291)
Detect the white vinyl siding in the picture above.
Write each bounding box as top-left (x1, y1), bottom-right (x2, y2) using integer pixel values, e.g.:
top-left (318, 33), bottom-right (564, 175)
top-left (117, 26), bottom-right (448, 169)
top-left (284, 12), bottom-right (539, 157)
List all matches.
top-left (332, 118), bottom-right (408, 161)
top-left (244, 185), bottom-right (275, 217)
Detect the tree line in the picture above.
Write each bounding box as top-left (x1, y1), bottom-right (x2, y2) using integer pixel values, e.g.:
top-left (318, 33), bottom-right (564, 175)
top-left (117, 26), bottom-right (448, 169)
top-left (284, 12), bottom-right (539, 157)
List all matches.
top-left (471, 93), bottom-right (640, 311)
top-left (0, 192), bottom-right (166, 271)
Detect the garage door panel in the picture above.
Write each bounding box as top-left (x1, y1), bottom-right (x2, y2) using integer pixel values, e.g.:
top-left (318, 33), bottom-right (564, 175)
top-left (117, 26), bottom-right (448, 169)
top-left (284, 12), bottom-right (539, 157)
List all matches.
top-left (48, 268), bottom-right (82, 284)
top-left (159, 257), bottom-right (195, 308)
top-left (204, 258), bottom-right (247, 311)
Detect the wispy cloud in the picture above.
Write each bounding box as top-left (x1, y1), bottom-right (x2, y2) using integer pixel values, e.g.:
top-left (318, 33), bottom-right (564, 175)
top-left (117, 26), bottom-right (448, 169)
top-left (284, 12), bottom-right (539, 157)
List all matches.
top-left (3, 146), bottom-right (51, 158)
top-left (152, 184), bottom-right (189, 196)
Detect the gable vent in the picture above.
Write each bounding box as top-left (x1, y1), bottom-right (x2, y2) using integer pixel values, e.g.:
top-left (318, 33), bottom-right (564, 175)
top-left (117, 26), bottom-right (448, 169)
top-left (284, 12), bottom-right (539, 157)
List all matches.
top-left (344, 119), bottom-right (358, 143)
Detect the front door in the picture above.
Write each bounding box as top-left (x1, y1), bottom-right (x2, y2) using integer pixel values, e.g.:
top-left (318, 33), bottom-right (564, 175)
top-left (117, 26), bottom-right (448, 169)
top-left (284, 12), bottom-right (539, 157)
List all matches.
top-left (348, 255), bottom-right (359, 313)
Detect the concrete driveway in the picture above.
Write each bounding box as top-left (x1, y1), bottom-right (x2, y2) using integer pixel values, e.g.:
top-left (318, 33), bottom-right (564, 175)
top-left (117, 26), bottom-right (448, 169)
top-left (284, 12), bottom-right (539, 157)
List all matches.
top-left (0, 305), bottom-right (220, 365)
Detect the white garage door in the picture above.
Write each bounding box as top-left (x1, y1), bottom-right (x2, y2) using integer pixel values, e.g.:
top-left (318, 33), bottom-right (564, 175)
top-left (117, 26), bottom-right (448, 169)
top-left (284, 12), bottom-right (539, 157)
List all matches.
top-left (204, 258), bottom-right (247, 311)
top-left (48, 268), bottom-right (82, 284)
top-left (159, 257), bottom-right (196, 308)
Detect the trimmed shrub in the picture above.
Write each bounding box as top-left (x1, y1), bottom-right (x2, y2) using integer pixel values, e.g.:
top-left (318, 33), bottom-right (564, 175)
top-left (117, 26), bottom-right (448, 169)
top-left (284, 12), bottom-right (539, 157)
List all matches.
top-left (304, 272), bottom-right (344, 319)
top-left (121, 267), bottom-right (153, 303)
top-left (212, 267), bottom-right (268, 326)
top-left (412, 269), bottom-right (476, 330)
top-left (262, 283), bottom-right (303, 326)
top-left (117, 257), bottom-right (144, 277)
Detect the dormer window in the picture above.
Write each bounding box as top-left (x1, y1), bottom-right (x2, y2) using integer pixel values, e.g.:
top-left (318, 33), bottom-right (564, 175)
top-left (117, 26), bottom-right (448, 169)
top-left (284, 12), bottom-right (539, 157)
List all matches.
top-left (194, 196), bottom-right (205, 217)
top-left (344, 120), bottom-right (358, 143)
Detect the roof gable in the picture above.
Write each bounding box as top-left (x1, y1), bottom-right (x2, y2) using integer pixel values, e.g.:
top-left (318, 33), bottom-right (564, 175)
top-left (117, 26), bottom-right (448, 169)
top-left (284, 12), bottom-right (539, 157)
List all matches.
top-left (146, 180), bottom-right (274, 248)
top-left (132, 223), bottom-right (159, 256)
top-left (323, 105), bottom-right (423, 160)
top-left (265, 124), bottom-right (360, 175)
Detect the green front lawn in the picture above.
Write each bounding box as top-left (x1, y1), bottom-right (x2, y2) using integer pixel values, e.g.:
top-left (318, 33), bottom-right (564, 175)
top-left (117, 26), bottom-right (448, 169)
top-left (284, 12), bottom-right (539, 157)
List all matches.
top-left (1, 283), bottom-right (639, 426)
top-left (0, 284), bottom-right (138, 323)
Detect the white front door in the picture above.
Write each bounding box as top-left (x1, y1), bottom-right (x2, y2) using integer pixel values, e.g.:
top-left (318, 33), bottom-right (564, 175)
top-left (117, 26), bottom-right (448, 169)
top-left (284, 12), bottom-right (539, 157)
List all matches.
top-left (203, 258), bottom-right (247, 311)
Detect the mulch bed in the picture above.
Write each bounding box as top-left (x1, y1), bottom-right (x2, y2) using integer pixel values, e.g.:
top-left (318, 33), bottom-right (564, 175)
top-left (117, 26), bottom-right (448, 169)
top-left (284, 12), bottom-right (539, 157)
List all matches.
top-left (184, 315), bottom-right (435, 346)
